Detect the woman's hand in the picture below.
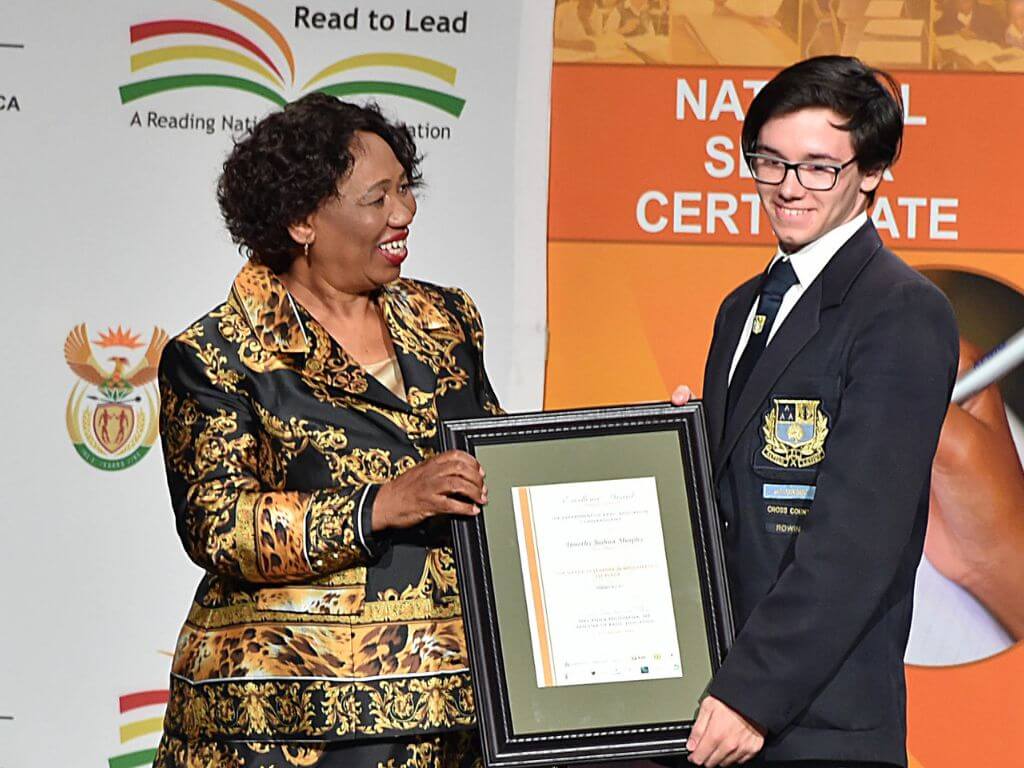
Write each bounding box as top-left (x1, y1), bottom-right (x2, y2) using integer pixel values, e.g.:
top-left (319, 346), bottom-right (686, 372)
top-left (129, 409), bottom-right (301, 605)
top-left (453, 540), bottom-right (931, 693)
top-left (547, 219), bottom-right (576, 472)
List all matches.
top-left (372, 450), bottom-right (487, 531)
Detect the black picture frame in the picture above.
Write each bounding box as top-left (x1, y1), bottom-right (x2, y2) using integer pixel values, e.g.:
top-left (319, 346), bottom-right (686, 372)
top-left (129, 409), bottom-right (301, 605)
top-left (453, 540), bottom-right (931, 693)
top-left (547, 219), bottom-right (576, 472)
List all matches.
top-left (442, 402), bottom-right (734, 768)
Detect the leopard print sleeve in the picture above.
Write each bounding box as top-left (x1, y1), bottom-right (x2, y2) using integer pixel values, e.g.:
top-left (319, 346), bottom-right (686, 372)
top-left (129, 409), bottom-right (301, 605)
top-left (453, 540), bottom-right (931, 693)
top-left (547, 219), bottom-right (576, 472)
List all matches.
top-left (158, 337), bottom-right (373, 583)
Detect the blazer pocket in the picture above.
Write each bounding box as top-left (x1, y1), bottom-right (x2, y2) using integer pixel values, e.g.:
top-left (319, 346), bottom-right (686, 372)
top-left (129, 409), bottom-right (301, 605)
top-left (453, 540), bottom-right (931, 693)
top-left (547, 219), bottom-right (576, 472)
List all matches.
top-left (750, 375), bottom-right (841, 485)
top-left (255, 584), bottom-right (366, 615)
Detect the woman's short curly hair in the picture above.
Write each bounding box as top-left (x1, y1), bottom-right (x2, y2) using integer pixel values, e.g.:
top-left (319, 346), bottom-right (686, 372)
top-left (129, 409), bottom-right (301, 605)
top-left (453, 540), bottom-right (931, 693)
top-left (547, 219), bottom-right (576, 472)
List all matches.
top-left (218, 93), bottom-right (422, 273)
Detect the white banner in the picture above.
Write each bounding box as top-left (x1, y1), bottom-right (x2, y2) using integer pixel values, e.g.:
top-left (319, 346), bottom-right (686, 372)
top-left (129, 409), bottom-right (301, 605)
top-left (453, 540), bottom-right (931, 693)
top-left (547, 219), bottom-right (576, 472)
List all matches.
top-left (0, 2), bottom-right (552, 765)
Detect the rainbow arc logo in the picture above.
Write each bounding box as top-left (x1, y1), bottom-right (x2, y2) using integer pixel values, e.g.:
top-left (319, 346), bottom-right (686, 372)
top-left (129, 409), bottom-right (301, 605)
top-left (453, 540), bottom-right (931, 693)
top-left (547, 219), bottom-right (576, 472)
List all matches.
top-left (119, 0), bottom-right (465, 116)
top-left (108, 689), bottom-right (169, 768)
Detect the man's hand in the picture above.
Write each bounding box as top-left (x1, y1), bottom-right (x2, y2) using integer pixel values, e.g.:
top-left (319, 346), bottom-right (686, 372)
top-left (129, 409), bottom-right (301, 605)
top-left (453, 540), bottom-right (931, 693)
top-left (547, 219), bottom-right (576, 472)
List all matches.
top-left (686, 695), bottom-right (765, 767)
top-left (671, 385), bottom-right (693, 406)
top-left (927, 339), bottom-right (1024, 638)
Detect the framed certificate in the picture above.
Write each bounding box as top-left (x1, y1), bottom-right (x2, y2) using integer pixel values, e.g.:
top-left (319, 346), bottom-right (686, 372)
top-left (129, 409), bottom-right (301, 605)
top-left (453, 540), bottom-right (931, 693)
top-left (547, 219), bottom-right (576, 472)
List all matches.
top-left (442, 402), bottom-right (734, 768)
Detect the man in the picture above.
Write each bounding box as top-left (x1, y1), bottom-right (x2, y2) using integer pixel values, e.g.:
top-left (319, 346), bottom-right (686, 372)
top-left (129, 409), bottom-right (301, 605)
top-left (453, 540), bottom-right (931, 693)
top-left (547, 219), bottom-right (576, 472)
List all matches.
top-left (672, 56), bottom-right (959, 767)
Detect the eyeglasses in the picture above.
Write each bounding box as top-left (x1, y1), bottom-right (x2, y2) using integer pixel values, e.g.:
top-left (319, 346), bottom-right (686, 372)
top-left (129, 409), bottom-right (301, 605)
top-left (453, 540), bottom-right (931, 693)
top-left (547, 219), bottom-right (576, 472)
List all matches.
top-left (745, 153), bottom-right (858, 192)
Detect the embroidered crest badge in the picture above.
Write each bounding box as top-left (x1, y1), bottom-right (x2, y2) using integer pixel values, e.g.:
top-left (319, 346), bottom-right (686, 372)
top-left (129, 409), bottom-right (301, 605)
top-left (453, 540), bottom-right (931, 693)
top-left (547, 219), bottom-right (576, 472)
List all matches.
top-left (63, 324), bottom-right (168, 471)
top-left (761, 398), bottom-right (829, 468)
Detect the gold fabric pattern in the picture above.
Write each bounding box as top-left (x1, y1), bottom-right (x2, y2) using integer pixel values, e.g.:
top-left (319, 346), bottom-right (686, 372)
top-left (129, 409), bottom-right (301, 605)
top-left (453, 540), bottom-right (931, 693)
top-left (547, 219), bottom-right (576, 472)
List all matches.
top-left (171, 616), bottom-right (467, 681)
top-left (382, 282), bottom-right (468, 399)
top-left (162, 671), bottom-right (476, 741)
top-left (255, 585), bottom-right (366, 615)
top-left (196, 343), bottom-right (244, 392)
top-left (157, 262), bottom-right (499, 744)
top-left (254, 491), bottom-right (312, 580)
top-left (186, 594), bottom-right (461, 630)
top-left (231, 265), bottom-right (309, 354)
top-left (154, 720), bottom-right (482, 768)
top-left (218, 302), bottom-right (295, 374)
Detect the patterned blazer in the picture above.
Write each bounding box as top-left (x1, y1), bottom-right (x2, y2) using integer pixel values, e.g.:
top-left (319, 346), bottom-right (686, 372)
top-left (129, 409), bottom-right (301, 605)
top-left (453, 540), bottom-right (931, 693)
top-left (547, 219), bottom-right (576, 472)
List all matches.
top-left (157, 262), bottom-right (501, 744)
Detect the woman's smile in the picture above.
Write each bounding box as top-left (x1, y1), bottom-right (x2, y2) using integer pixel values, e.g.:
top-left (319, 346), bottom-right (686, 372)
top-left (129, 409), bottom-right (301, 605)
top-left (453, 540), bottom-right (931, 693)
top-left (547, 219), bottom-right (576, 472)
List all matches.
top-left (378, 229), bottom-right (409, 266)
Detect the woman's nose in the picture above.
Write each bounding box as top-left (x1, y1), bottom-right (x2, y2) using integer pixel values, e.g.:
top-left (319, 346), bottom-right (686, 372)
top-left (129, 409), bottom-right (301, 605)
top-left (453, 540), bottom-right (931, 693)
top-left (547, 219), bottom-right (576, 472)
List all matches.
top-left (390, 194), bottom-right (416, 227)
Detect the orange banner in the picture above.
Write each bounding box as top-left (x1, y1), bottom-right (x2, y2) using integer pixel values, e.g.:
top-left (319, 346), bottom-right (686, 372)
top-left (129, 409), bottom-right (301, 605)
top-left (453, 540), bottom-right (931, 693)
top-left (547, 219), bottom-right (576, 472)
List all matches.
top-left (550, 66), bottom-right (1024, 251)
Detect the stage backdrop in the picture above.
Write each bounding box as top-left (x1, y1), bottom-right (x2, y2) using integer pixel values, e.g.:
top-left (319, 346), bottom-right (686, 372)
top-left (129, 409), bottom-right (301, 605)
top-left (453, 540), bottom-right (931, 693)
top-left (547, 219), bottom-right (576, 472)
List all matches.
top-left (0, 1), bottom-right (552, 765)
top-left (546, 1), bottom-right (1024, 767)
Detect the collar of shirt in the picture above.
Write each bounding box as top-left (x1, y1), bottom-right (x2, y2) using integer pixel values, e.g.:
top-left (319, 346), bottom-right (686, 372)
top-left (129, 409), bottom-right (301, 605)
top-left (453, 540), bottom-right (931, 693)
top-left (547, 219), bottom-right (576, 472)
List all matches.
top-left (766, 210), bottom-right (868, 291)
top-left (957, 10), bottom-right (973, 26)
top-left (727, 211), bottom-right (868, 384)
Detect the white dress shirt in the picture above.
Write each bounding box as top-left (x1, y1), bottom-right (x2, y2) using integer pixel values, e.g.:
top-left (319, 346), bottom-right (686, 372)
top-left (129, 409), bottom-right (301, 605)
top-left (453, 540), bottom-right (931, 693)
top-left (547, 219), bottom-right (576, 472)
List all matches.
top-left (727, 212), bottom-right (868, 384)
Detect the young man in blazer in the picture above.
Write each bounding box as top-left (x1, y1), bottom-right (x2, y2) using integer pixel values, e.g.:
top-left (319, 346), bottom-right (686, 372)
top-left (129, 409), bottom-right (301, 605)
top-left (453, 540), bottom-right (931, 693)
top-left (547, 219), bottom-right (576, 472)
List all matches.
top-left (672, 56), bottom-right (959, 767)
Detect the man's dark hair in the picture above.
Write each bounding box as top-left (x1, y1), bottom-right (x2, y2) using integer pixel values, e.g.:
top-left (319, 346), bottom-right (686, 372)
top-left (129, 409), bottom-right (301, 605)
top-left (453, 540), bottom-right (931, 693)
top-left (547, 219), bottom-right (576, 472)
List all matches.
top-left (218, 92), bottom-right (422, 273)
top-left (742, 56), bottom-right (904, 203)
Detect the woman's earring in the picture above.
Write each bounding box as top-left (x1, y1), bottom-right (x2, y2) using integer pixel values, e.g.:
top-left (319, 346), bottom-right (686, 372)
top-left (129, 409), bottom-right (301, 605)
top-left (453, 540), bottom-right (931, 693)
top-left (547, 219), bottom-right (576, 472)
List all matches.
top-left (304, 240), bottom-right (310, 259)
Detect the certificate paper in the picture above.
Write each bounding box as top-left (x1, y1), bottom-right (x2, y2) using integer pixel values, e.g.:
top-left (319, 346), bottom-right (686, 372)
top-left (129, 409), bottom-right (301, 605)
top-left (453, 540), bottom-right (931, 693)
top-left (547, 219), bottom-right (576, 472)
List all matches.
top-left (512, 477), bottom-right (683, 688)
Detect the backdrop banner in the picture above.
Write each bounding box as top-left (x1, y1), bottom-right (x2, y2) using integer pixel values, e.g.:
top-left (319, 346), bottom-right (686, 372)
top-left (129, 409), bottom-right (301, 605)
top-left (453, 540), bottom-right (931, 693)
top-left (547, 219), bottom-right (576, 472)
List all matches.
top-left (0, 1), bottom-right (551, 765)
top-left (546, 2), bottom-right (1024, 766)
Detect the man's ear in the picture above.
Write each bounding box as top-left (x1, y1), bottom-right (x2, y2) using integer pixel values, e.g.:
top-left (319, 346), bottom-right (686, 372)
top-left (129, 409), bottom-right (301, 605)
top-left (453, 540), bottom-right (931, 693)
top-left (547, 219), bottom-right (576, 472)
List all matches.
top-left (860, 166), bottom-right (885, 196)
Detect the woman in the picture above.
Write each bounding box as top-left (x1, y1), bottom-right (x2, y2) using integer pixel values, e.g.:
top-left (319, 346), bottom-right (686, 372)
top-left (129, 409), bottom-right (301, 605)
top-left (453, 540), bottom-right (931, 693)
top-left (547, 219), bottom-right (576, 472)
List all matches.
top-left (155, 93), bottom-right (500, 768)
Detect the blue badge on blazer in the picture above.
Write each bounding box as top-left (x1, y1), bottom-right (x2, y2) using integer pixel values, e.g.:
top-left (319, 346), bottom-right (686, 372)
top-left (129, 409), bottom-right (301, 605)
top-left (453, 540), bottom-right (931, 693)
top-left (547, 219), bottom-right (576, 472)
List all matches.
top-left (763, 483), bottom-right (816, 501)
top-left (761, 399), bottom-right (829, 468)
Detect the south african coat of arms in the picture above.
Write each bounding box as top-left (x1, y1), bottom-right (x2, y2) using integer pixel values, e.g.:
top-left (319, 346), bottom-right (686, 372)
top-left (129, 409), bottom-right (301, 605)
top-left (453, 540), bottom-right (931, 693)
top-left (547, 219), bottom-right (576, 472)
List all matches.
top-left (63, 324), bottom-right (168, 471)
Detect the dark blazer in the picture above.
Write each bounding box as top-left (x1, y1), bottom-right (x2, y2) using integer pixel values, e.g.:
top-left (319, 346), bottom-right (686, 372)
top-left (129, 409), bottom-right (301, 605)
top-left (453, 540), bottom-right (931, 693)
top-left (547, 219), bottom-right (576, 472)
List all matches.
top-left (157, 262), bottom-right (500, 745)
top-left (701, 222), bottom-right (958, 765)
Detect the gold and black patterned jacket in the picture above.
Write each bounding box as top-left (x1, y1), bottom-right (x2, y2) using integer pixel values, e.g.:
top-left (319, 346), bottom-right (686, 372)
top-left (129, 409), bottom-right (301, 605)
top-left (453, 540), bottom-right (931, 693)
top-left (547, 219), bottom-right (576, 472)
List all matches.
top-left (157, 262), bottom-right (501, 744)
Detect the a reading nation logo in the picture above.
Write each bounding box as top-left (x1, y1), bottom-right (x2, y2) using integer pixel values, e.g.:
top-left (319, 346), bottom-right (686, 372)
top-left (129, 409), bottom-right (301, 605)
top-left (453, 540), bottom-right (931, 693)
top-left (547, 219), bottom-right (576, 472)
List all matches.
top-left (109, 688), bottom-right (170, 768)
top-left (63, 324), bottom-right (168, 472)
top-left (118, 0), bottom-right (466, 116)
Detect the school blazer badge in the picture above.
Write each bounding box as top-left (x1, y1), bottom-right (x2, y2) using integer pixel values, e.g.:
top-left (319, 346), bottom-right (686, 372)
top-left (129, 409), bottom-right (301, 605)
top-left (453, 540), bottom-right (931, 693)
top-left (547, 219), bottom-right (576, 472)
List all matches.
top-left (762, 398), bottom-right (830, 468)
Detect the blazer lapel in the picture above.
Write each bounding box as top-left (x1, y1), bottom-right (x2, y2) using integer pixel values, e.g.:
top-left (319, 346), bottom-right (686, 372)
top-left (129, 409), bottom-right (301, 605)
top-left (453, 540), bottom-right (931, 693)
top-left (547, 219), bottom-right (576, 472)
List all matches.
top-left (379, 281), bottom-right (443, 414)
top-left (704, 280), bottom-right (758, 458)
top-left (713, 220), bottom-right (884, 476)
top-left (230, 263), bottom-right (416, 413)
top-left (230, 262), bottom-right (309, 355)
top-left (715, 280), bottom-right (822, 476)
